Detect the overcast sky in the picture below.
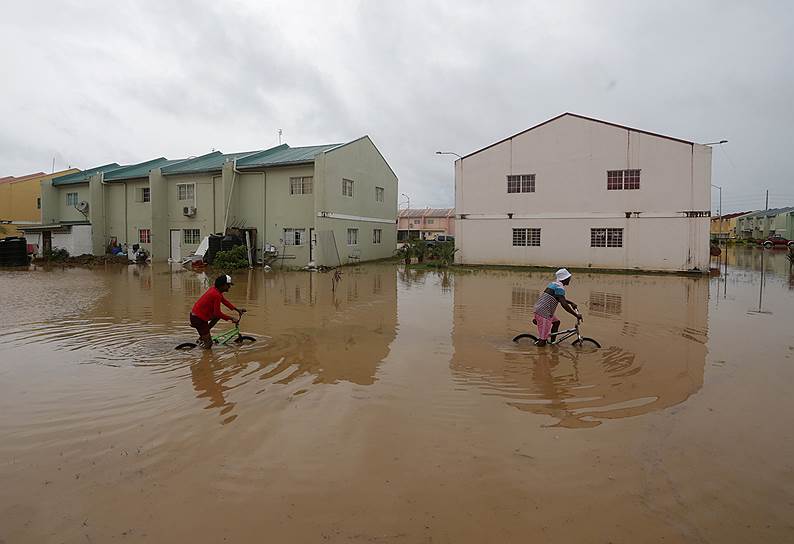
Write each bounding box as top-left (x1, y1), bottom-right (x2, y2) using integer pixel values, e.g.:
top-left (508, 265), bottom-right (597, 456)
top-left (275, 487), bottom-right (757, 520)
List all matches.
top-left (1, 1), bottom-right (792, 212)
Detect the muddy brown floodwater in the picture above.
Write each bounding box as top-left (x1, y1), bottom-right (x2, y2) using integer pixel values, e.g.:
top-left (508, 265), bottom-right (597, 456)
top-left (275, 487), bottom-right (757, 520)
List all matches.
top-left (1, 247), bottom-right (793, 543)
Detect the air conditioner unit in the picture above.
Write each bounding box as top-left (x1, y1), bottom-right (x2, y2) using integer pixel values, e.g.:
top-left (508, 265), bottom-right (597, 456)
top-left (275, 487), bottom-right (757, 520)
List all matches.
top-left (183, 206), bottom-right (196, 217)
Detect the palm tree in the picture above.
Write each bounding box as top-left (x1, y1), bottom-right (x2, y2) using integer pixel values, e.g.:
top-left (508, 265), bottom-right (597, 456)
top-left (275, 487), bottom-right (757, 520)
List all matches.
top-left (395, 244), bottom-right (412, 266)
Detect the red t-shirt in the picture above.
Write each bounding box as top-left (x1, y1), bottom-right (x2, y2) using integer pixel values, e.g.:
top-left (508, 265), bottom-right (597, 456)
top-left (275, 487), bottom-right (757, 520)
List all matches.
top-left (191, 286), bottom-right (237, 321)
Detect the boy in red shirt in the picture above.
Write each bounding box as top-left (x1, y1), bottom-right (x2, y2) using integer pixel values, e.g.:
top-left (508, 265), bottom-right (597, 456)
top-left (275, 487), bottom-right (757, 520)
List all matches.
top-left (190, 275), bottom-right (246, 348)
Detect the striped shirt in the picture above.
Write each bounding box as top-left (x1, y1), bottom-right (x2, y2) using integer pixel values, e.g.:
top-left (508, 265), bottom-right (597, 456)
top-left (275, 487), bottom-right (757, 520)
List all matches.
top-left (533, 281), bottom-right (566, 318)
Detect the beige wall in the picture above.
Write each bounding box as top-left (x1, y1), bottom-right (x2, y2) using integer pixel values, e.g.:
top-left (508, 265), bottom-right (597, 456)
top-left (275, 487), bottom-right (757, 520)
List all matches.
top-left (456, 115), bottom-right (711, 271)
top-left (48, 183), bottom-right (90, 224)
top-left (314, 137), bottom-right (398, 266)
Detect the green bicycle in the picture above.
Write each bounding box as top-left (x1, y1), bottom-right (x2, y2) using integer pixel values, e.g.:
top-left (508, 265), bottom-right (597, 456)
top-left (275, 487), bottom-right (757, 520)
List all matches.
top-left (175, 315), bottom-right (256, 350)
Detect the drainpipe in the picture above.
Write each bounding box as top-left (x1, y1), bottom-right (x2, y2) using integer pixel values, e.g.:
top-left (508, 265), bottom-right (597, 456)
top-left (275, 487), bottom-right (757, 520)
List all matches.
top-left (223, 159), bottom-right (240, 233)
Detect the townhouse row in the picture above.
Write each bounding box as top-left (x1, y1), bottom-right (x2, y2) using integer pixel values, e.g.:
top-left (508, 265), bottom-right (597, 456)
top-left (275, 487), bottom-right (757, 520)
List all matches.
top-left (24, 136), bottom-right (398, 267)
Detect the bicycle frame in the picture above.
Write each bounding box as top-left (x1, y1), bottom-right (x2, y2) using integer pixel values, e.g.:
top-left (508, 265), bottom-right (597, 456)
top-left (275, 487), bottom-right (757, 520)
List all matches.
top-left (211, 323), bottom-right (242, 346)
top-left (547, 323), bottom-right (583, 345)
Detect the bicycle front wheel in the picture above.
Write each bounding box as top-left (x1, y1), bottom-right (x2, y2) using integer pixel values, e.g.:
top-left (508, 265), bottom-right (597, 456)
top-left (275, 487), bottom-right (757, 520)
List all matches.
top-left (234, 335), bottom-right (256, 345)
top-left (513, 333), bottom-right (539, 343)
top-left (175, 342), bottom-right (197, 351)
top-left (572, 337), bottom-right (601, 351)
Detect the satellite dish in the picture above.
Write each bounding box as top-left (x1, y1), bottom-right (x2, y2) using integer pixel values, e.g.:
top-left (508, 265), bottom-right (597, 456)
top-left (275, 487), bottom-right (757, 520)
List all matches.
top-left (76, 201), bottom-right (89, 213)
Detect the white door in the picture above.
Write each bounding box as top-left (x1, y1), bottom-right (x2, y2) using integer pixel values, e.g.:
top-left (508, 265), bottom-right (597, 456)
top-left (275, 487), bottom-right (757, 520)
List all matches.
top-left (170, 229), bottom-right (181, 260)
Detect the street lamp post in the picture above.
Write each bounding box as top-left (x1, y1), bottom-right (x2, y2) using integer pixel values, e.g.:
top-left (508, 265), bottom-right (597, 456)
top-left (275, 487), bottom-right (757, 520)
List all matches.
top-left (400, 193), bottom-right (411, 241)
top-left (712, 183), bottom-right (722, 243)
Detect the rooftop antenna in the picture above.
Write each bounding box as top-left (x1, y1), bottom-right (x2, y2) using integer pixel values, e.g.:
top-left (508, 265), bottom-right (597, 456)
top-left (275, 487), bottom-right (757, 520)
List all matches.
top-left (278, 129), bottom-right (283, 145)
top-left (51, 156), bottom-right (55, 173)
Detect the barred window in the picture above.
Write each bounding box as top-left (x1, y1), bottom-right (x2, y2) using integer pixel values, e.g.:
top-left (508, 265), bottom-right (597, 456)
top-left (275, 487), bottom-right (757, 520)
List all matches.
top-left (177, 183), bottom-right (195, 201)
top-left (66, 192), bottom-right (79, 206)
top-left (591, 228), bottom-right (623, 247)
top-left (183, 229), bottom-right (201, 244)
top-left (347, 228), bottom-right (358, 245)
top-left (342, 179), bottom-right (354, 197)
top-left (607, 170), bottom-right (640, 190)
top-left (375, 186), bottom-right (384, 202)
top-left (290, 176), bottom-right (313, 195)
top-left (139, 229), bottom-right (152, 243)
top-left (283, 228), bottom-right (306, 246)
top-left (373, 228), bottom-right (382, 244)
top-left (507, 174), bottom-right (535, 193)
top-left (141, 187), bottom-right (150, 202)
top-left (512, 228), bottom-right (541, 247)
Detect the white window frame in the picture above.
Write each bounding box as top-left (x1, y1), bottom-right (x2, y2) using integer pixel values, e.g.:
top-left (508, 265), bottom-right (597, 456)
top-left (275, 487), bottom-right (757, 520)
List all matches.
top-left (283, 228), bottom-right (306, 246)
top-left (373, 228), bottom-right (382, 244)
top-left (347, 228), bottom-right (359, 245)
top-left (183, 228), bottom-right (201, 244)
top-left (591, 228), bottom-right (623, 247)
top-left (139, 228), bottom-right (152, 244)
top-left (289, 176), bottom-right (313, 195)
top-left (375, 186), bottom-right (384, 202)
top-left (177, 183), bottom-right (195, 202)
top-left (342, 178), bottom-right (354, 198)
top-left (512, 228), bottom-right (540, 247)
top-left (507, 174), bottom-right (535, 194)
top-left (66, 192), bottom-right (79, 206)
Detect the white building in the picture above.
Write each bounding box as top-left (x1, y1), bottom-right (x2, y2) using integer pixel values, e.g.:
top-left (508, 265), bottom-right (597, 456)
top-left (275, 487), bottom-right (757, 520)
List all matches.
top-left (454, 113), bottom-right (712, 272)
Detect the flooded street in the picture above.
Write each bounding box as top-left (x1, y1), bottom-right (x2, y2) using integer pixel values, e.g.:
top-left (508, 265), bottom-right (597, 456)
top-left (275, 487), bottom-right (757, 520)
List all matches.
top-left (1, 247), bottom-right (793, 543)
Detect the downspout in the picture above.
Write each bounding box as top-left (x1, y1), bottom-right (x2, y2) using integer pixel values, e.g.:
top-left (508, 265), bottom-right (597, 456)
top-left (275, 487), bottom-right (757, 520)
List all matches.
top-left (223, 159), bottom-right (240, 232)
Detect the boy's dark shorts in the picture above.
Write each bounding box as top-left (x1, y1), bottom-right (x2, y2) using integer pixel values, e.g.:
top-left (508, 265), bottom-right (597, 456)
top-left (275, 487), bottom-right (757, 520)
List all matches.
top-left (190, 313), bottom-right (211, 336)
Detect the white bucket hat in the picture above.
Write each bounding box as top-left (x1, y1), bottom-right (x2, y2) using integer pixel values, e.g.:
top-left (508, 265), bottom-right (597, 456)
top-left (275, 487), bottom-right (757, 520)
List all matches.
top-left (555, 268), bottom-right (572, 282)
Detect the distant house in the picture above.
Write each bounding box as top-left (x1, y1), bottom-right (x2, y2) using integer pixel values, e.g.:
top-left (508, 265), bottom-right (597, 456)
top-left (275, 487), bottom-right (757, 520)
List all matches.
top-left (397, 208), bottom-right (455, 241)
top-left (454, 113), bottom-right (712, 272)
top-left (30, 137), bottom-right (398, 266)
top-left (710, 211), bottom-right (752, 240)
top-left (0, 169), bottom-right (78, 239)
top-left (735, 207), bottom-right (794, 241)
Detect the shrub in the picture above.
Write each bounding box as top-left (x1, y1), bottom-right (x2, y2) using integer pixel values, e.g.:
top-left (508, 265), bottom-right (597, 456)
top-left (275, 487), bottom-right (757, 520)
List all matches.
top-left (395, 244), bottom-right (412, 265)
top-left (433, 241), bottom-right (458, 268)
top-left (211, 245), bottom-right (249, 270)
top-left (44, 248), bottom-right (70, 262)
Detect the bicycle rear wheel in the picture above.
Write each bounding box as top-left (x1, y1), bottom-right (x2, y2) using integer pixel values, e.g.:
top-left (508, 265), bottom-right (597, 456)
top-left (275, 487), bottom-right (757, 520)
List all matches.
top-left (513, 333), bottom-right (540, 343)
top-left (175, 342), bottom-right (197, 350)
top-left (234, 335), bottom-right (256, 345)
top-left (572, 337), bottom-right (601, 351)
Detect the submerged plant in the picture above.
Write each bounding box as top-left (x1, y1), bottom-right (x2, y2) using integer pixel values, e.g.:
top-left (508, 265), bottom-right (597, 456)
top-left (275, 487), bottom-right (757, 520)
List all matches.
top-left (395, 244), bottom-right (413, 265)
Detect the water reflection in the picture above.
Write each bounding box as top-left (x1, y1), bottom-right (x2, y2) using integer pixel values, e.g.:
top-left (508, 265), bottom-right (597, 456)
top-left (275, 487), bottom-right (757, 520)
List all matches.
top-left (451, 271), bottom-right (709, 427)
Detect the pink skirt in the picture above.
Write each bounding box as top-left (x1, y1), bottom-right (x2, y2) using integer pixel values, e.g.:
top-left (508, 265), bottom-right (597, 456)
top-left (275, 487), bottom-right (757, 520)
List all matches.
top-left (534, 312), bottom-right (560, 340)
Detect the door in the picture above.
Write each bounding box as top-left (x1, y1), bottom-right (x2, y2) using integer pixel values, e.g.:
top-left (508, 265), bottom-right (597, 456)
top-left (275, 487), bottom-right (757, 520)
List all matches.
top-left (170, 229), bottom-right (181, 260)
top-left (309, 228), bottom-right (315, 263)
top-left (42, 231), bottom-right (52, 254)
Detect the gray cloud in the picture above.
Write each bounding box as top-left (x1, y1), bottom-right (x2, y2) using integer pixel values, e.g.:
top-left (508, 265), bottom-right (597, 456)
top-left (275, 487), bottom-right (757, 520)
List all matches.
top-left (1, 0), bottom-right (792, 211)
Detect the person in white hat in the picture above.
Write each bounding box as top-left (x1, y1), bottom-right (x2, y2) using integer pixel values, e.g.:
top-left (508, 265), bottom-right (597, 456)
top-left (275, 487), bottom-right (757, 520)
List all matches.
top-left (531, 268), bottom-right (581, 346)
top-left (189, 274), bottom-right (247, 349)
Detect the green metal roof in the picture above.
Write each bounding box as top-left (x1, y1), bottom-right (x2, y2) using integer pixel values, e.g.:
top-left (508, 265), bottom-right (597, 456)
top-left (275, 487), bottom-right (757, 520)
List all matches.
top-left (161, 150), bottom-right (260, 176)
top-left (235, 143), bottom-right (342, 169)
top-left (104, 157), bottom-right (186, 181)
top-left (51, 163), bottom-right (122, 186)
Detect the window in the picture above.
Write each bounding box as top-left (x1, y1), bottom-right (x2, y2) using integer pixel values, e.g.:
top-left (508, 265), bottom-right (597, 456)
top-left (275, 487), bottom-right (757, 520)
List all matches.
top-left (591, 228), bottom-right (623, 247)
top-left (177, 183), bottom-right (194, 201)
top-left (373, 228), bottom-right (382, 244)
top-left (290, 176), bottom-right (313, 195)
top-left (607, 170), bottom-right (640, 190)
top-left (139, 229), bottom-right (152, 243)
top-left (66, 192), bottom-right (78, 206)
top-left (283, 228), bottom-right (306, 246)
top-left (347, 228), bottom-right (358, 245)
top-left (141, 187), bottom-right (150, 202)
top-left (36, 197), bottom-right (41, 209)
top-left (507, 174), bottom-right (535, 193)
top-left (512, 228), bottom-right (541, 246)
top-left (375, 186), bottom-right (384, 202)
top-left (183, 229), bottom-right (201, 244)
top-left (342, 178), bottom-right (354, 197)
top-left (426, 219), bottom-right (434, 225)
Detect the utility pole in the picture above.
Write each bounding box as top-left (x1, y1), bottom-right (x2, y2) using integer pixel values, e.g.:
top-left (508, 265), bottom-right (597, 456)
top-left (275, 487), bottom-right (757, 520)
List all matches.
top-left (765, 189), bottom-right (769, 210)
